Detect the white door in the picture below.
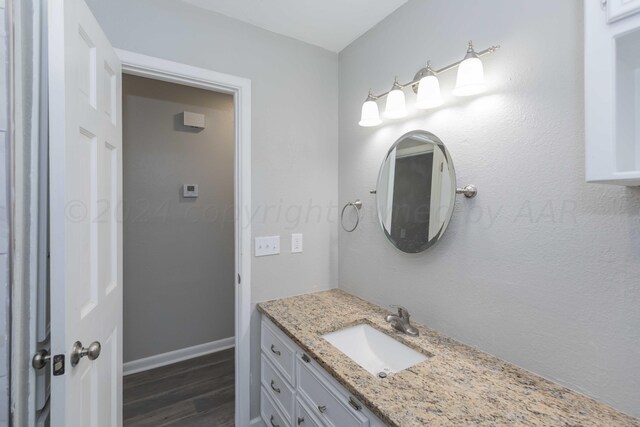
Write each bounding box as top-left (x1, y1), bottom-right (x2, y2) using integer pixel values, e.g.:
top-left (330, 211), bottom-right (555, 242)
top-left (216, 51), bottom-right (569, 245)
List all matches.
top-left (48, 0), bottom-right (122, 425)
top-left (607, 0), bottom-right (640, 22)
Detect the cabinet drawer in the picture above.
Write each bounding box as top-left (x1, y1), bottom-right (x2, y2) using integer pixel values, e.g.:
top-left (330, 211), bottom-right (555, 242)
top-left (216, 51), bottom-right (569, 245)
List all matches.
top-left (262, 355), bottom-right (295, 422)
top-left (262, 318), bottom-right (296, 383)
top-left (296, 397), bottom-right (323, 427)
top-left (297, 357), bottom-right (368, 427)
top-left (262, 386), bottom-right (291, 427)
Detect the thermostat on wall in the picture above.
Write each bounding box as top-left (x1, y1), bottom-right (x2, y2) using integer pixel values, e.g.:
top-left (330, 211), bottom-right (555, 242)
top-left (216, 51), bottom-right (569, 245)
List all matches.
top-left (183, 184), bottom-right (198, 198)
top-left (183, 111), bottom-right (205, 129)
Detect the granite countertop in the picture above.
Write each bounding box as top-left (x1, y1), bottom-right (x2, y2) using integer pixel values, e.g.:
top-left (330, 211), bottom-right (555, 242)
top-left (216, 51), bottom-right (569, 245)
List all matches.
top-left (257, 289), bottom-right (640, 427)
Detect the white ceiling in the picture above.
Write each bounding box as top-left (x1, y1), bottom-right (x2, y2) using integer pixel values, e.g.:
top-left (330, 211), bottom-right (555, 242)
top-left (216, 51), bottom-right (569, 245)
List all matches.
top-left (180, 0), bottom-right (408, 52)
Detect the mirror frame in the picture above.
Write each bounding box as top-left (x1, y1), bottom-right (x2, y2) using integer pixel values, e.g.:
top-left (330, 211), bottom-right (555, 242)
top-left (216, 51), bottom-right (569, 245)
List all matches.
top-left (375, 130), bottom-right (457, 253)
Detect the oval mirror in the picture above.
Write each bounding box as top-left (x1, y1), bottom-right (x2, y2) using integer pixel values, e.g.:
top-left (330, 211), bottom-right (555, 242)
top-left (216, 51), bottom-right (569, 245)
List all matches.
top-left (376, 130), bottom-right (456, 253)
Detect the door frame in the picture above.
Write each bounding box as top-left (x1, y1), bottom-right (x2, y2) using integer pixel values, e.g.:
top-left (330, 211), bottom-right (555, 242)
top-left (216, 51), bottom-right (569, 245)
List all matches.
top-left (116, 49), bottom-right (252, 426)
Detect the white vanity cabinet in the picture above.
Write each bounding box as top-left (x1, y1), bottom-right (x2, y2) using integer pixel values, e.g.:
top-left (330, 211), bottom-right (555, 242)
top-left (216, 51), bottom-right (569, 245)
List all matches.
top-left (585, 0), bottom-right (640, 185)
top-left (260, 317), bottom-right (388, 427)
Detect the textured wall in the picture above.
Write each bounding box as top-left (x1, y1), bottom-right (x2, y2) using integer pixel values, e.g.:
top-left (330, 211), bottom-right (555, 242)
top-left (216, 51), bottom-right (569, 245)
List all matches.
top-left (338, 0), bottom-right (640, 418)
top-left (122, 74), bottom-right (235, 362)
top-left (85, 0), bottom-right (339, 418)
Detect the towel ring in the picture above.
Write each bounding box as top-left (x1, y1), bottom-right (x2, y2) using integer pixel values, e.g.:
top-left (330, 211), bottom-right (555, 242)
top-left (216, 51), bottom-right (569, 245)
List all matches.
top-left (341, 200), bottom-right (363, 232)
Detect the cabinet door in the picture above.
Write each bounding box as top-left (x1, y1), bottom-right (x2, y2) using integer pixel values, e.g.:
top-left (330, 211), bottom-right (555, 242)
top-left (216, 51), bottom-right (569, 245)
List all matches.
top-left (608, 0), bottom-right (640, 22)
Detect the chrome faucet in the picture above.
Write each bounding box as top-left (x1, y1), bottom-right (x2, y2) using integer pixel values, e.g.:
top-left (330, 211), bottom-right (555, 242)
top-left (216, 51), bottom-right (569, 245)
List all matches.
top-left (385, 305), bottom-right (419, 337)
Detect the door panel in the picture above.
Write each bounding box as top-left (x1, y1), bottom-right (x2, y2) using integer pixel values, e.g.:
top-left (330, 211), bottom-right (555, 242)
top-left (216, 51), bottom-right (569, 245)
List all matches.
top-left (49, 0), bottom-right (122, 425)
top-left (608, 0), bottom-right (640, 22)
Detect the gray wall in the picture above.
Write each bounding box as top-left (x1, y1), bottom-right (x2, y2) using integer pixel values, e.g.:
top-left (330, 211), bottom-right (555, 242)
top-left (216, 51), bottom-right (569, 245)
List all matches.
top-left (85, 0), bottom-right (339, 418)
top-left (122, 74), bottom-right (235, 362)
top-left (338, 0), bottom-right (640, 418)
top-left (0, 0), bottom-right (9, 424)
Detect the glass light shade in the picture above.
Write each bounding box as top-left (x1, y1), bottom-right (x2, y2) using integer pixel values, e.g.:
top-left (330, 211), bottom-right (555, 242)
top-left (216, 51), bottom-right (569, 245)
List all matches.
top-left (453, 56), bottom-right (486, 97)
top-left (415, 75), bottom-right (443, 109)
top-left (358, 100), bottom-right (382, 127)
top-left (384, 88), bottom-right (407, 119)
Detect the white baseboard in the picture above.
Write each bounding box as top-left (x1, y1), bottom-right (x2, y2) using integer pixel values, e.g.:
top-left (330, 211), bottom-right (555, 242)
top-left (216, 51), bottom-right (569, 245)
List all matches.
top-left (123, 336), bottom-right (235, 376)
top-left (249, 416), bottom-right (265, 427)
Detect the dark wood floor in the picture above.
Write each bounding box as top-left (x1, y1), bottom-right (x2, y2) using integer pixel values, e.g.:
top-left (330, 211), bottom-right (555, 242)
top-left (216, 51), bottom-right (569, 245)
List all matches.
top-left (123, 348), bottom-right (235, 427)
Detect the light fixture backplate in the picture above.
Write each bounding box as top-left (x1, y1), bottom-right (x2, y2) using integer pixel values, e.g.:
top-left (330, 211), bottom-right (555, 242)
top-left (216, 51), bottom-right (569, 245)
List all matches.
top-left (411, 67), bottom-right (430, 94)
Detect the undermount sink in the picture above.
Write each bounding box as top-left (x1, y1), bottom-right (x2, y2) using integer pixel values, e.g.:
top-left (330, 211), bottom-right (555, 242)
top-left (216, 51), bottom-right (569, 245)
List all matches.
top-left (322, 323), bottom-right (428, 377)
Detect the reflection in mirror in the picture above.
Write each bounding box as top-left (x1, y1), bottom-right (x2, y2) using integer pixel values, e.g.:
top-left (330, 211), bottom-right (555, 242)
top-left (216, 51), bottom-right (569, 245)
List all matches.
top-left (376, 131), bottom-right (456, 253)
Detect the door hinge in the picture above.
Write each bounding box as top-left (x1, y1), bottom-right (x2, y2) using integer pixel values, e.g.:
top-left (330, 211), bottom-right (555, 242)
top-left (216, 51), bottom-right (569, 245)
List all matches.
top-left (238, 274), bottom-right (241, 284)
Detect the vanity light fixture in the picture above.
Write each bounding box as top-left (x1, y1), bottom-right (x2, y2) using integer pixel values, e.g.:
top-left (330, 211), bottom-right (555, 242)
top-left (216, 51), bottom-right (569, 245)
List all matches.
top-left (453, 41), bottom-right (487, 97)
top-left (358, 40), bottom-right (500, 127)
top-left (384, 77), bottom-right (408, 119)
top-left (415, 62), bottom-right (442, 109)
top-left (358, 90), bottom-right (382, 127)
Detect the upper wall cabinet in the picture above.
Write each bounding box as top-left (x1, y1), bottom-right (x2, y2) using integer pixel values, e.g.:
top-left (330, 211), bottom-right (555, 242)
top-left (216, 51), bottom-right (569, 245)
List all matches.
top-left (586, 0), bottom-right (640, 185)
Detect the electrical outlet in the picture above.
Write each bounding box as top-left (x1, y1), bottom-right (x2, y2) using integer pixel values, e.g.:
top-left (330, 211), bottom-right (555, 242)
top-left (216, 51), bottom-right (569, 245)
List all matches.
top-left (291, 233), bottom-right (303, 253)
top-left (255, 236), bottom-right (280, 257)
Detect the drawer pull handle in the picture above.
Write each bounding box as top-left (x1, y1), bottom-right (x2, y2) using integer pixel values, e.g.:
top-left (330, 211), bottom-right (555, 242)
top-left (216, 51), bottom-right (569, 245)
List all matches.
top-left (270, 415), bottom-right (280, 427)
top-left (297, 416), bottom-right (305, 425)
top-left (318, 405), bottom-right (327, 413)
top-left (270, 380), bottom-right (281, 394)
top-left (301, 354), bottom-right (310, 363)
top-left (270, 344), bottom-right (281, 356)
top-left (348, 396), bottom-right (362, 411)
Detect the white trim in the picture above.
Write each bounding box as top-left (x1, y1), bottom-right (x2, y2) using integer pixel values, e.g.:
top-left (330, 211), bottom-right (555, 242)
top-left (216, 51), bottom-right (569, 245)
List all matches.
top-left (250, 416), bottom-right (266, 427)
top-left (123, 337), bottom-right (235, 376)
top-left (116, 49), bottom-right (252, 427)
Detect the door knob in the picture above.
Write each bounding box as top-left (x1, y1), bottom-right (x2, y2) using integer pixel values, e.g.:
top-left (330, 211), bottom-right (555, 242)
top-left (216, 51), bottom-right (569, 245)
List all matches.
top-left (32, 349), bottom-right (51, 370)
top-left (70, 341), bottom-right (101, 367)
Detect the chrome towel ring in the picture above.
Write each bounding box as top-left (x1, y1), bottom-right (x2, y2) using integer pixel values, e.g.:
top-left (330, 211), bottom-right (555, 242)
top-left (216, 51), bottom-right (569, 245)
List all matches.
top-left (341, 200), bottom-right (363, 232)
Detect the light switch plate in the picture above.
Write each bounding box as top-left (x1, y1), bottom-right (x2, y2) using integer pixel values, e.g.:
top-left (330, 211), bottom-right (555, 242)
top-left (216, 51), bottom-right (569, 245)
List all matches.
top-left (255, 236), bottom-right (280, 257)
top-left (291, 233), bottom-right (303, 253)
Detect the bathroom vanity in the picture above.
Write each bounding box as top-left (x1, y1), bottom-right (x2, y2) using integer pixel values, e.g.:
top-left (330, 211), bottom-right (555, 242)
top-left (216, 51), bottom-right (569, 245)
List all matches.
top-left (258, 290), bottom-right (639, 427)
top-left (260, 316), bottom-right (386, 427)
